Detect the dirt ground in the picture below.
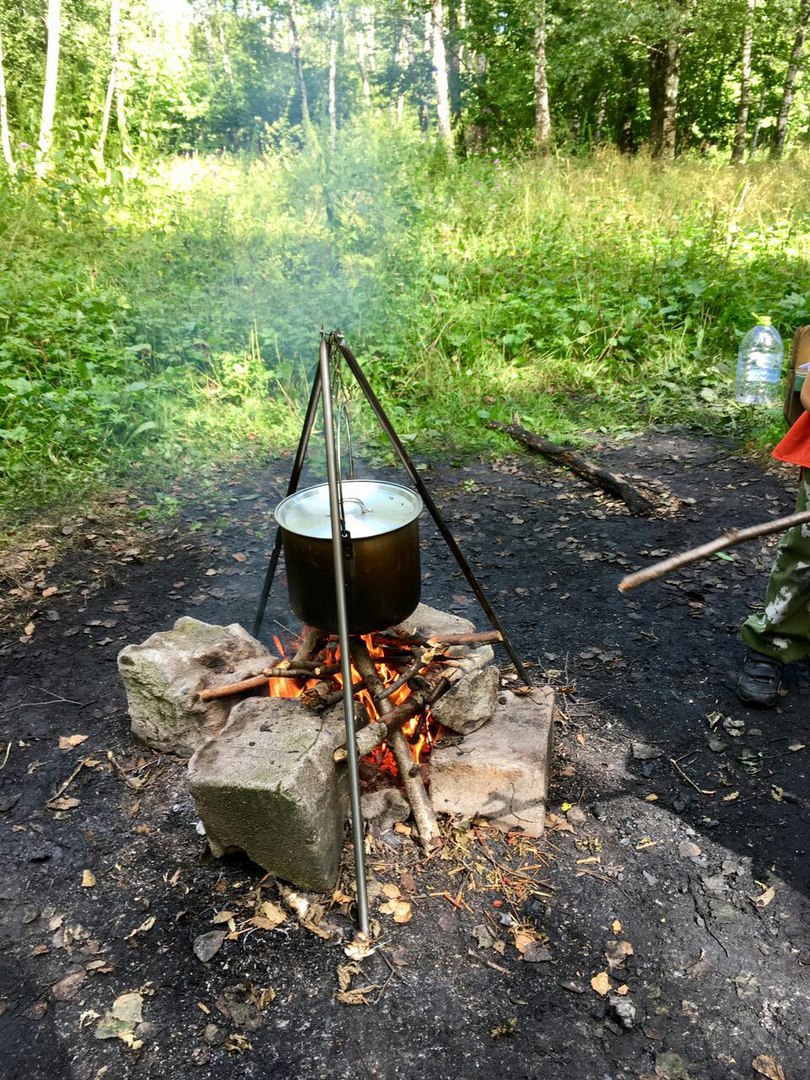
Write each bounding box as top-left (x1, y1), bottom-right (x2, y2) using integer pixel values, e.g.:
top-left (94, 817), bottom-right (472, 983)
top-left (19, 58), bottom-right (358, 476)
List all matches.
top-left (1, 429), bottom-right (808, 1080)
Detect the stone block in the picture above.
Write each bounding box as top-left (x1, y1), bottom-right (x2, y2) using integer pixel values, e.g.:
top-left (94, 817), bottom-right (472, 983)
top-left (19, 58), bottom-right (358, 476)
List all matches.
top-left (431, 664), bottom-right (500, 735)
top-left (429, 687), bottom-right (555, 836)
top-left (188, 697), bottom-right (349, 893)
top-left (390, 602), bottom-right (475, 640)
top-left (117, 617), bottom-right (274, 757)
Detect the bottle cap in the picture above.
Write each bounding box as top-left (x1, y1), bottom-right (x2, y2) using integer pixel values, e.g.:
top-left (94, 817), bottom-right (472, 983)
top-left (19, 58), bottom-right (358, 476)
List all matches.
top-left (756, 315), bottom-right (772, 326)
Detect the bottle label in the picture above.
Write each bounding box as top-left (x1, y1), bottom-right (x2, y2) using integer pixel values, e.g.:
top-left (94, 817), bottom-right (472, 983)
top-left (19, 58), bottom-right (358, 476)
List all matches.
top-left (745, 350), bottom-right (782, 383)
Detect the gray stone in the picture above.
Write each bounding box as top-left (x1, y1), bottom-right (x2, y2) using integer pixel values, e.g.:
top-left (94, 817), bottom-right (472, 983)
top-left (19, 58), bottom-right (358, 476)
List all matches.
top-left (429, 687), bottom-right (555, 836)
top-left (389, 602), bottom-right (475, 640)
top-left (187, 697), bottom-right (348, 893)
top-left (431, 664), bottom-right (500, 734)
top-left (361, 787), bottom-right (410, 830)
top-left (118, 617), bottom-right (274, 757)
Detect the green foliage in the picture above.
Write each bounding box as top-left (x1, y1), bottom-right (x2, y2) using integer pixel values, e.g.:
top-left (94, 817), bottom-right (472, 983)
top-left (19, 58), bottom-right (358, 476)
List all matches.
top-left (1, 126), bottom-right (808, 514)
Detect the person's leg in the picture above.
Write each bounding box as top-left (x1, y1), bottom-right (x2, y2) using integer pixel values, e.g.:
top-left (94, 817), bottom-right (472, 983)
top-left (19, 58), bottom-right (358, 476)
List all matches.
top-left (739, 473), bottom-right (810, 704)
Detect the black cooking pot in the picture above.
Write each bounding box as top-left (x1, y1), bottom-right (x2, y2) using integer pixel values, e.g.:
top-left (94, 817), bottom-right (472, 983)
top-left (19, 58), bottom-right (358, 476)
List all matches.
top-left (275, 480), bottom-right (423, 634)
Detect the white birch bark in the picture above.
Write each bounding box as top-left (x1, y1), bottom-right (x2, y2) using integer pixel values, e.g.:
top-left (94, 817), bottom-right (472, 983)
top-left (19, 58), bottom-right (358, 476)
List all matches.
top-left (533, 1), bottom-right (552, 153)
top-left (36, 0), bottom-right (62, 178)
top-left (328, 2), bottom-right (338, 151)
top-left (0, 25), bottom-right (15, 175)
top-left (731, 0), bottom-right (756, 163)
top-left (97, 0), bottom-right (121, 166)
top-left (771, 0), bottom-right (810, 158)
top-left (431, 0), bottom-right (453, 151)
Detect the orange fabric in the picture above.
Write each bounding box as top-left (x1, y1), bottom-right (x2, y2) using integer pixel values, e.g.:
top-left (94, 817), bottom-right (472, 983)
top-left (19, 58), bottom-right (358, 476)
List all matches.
top-left (772, 410), bottom-right (810, 468)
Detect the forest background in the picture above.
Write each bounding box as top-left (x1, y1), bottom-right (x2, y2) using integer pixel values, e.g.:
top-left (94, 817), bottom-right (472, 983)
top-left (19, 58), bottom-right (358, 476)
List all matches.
top-left (1, 0), bottom-right (810, 517)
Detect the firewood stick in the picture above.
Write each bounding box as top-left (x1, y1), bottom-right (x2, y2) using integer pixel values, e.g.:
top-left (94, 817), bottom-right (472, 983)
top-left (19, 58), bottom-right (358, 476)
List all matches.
top-left (349, 640), bottom-right (441, 849)
top-left (618, 508), bottom-right (810, 593)
top-left (197, 674), bottom-right (270, 700)
top-left (292, 626), bottom-right (327, 663)
top-left (333, 696), bottom-right (427, 762)
top-left (377, 650), bottom-right (433, 700)
top-left (486, 419), bottom-right (657, 515)
top-left (197, 666), bottom-right (333, 702)
top-left (301, 680), bottom-right (365, 711)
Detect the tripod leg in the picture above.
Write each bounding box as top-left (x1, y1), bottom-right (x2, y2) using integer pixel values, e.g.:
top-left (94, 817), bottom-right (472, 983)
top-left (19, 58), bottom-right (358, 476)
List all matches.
top-left (333, 335), bottom-right (532, 687)
top-left (252, 363), bottom-right (322, 639)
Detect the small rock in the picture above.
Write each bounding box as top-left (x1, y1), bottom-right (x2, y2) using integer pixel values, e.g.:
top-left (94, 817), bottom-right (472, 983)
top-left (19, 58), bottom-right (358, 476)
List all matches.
top-left (632, 742), bottom-right (664, 761)
top-left (203, 1023), bottom-right (227, 1047)
top-left (609, 994), bottom-right (637, 1028)
top-left (193, 930), bottom-right (226, 962)
top-left (566, 806), bottom-right (587, 825)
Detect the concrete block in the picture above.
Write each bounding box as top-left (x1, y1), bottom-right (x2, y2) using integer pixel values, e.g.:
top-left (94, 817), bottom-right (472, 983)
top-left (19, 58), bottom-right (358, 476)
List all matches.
top-left (431, 664), bottom-right (500, 735)
top-left (188, 697), bottom-right (349, 893)
top-left (390, 602), bottom-right (475, 640)
top-left (429, 687), bottom-right (556, 836)
top-left (117, 617), bottom-right (274, 757)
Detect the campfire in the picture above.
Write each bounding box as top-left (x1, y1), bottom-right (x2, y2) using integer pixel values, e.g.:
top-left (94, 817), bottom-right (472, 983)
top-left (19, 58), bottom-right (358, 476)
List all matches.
top-left (195, 619), bottom-right (504, 848)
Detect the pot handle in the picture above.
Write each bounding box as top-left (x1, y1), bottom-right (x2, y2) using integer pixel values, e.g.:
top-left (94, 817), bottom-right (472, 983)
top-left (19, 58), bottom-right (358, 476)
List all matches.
top-left (342, 497), bottom-right (369, 515)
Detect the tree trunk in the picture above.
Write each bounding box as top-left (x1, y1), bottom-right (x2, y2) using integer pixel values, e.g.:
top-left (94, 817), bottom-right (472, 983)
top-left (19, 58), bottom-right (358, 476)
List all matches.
top-left (749, 83), bottom-right (767, 153)
top-left (533, 1), bottom-right (552, 153)
top-left (447, 0), bottom-right (462, 124)
top-left (431, 0), bottom-right (453, 151)
top-left (771, 0), bottom-right (810, 159)
top-left (648, 37), bottom-right (681, 161)
top-left (0, 26), bottom-right (15, 175)
top-left (215, 0), bottom-right (235, 87)
top-left (288, 0), bottom-right (312, 131)
top-left (36, 0), bottom-right (62, 178)
top-left (328, 3), bottom-right (338, 151)
top-left (731, 0), bottom-right (756, 163)
top-left (356, 24), bottom-right (371, 104)
top-left (97, 0), bottom-right (121, 166)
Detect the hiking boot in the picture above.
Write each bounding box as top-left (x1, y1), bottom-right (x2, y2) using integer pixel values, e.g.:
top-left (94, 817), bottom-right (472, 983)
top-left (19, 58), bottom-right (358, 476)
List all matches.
top-left (736, 650), bottom-right (784, 707)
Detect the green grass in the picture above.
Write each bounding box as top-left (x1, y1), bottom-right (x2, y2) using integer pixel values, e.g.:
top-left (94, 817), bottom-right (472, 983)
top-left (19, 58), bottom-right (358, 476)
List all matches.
top-left (1, 124), bottom-right (808, 518)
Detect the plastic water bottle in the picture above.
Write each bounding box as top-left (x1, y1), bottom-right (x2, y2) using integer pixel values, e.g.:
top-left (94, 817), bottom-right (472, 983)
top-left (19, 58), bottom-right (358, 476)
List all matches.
top-left (734, 316), bottom-right (784, 406)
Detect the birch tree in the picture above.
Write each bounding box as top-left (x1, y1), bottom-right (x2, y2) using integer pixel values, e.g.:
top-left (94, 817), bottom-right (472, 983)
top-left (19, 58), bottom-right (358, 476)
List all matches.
top-left (431, 0), bottom-right (453, 150)
top-left (731, 0), bottom-right (756, 163)
top-left (0, 24), bottom-right (14, 175)
top-left (771, 0), bottom-right (810, 158)
top-left (534, 1), bottom-right (552, 153)
top-left (36, 0), bottom-right (62, 178)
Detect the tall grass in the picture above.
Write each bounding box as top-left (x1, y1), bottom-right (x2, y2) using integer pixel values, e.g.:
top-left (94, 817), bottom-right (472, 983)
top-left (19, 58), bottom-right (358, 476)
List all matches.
top-left (1, 123), bottom-right (808, 514)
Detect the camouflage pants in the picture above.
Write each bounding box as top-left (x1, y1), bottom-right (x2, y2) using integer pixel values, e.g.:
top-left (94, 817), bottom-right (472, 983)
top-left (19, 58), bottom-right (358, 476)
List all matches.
top-left (741, 473), bottom-right (810, 664)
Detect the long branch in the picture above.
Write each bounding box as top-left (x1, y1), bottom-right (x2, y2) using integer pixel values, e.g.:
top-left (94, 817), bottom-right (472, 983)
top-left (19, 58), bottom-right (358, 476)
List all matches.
top-left (486, 420), bottom-right (657, 515)
top-left (618, 508), bottom-right (810, 593)
top-left (349, 640), bottom-right (441, 849)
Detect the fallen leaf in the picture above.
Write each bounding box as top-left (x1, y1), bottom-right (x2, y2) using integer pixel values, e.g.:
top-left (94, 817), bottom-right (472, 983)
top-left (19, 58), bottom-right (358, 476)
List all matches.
top-left (112, 992), bottom-right (143, 1024)
top-left (81, 870), bottom-right (96, 888)
top-left (211, 910), bottom-right (236, 925)
top-left (256, 901), bottom-right (286, 927)
top-left (787, 741), bottom-right (805, 752)
top-left (59, 735), bottom-right (89, 750)
top-left (51, 970), bottom-right (86, 1001)
top-left (42, 586), bottom-right (58, 598)
top-left (232, 552), bottom-right (247, 562)
top-left (544, 813), bottom-right (575, 833)
top-left (343, 933), bottom-right (375, 960)
top-left (615, 983), bottom-right (630, 996)
top-left (193, 930), bottom-right (226, 961)
top-left (632, 742), bottom-right (664, 760)
top-left (48, 797), bottom-right (80, 811)
top-left (490, 1017), bottom-right (517, 1038)
top-left (611, 920), bottom-right (622, 934)
top-left (590, 971), bottom-right (611, 996)
top-left (253, 988), bottom-right (276, 1009)
top-left (752, 1054), bottom-right (787, 1080)
top-left (335, 987), bottom-right (377, 1006)
top-left (522, 941), bottom-right (552, 963)
top-left (125, 915), bottom-right (156, 939)
top-left (723, 791), bottom-right (740, 802)
top-left (225, 1033), bottom-right (252, 1053)
top-left (382, 883), bottom-right (401, 899)
top-left (605, 940), bottom-right (634, 971)
top-left (392, 901), bottom-right (412, 924)
top-left (753, 886), bottom-right (776, 909)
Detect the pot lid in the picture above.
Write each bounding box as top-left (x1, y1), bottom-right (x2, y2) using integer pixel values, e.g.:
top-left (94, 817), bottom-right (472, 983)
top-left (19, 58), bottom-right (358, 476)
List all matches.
top-left (275, 480), bottom-right (422, 540)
